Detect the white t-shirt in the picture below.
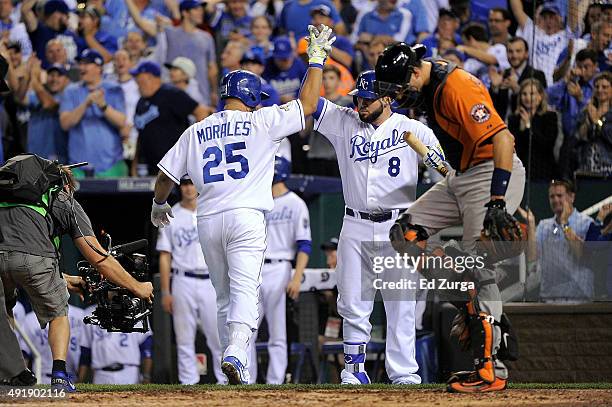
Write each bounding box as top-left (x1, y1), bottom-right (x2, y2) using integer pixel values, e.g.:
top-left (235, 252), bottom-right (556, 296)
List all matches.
top-left (265, 191), bottom-right (311, 260)
top-left (158, 100), bottom-right (305, 217)
top-left (517, 17), bottom-right (570, 86)
top-left (314, 98), bottom-right (440, 212)
top-left (156, 203), bottom-right (208, 274)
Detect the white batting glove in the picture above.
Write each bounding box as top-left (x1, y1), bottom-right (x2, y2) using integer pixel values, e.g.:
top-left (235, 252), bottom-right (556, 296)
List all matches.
top-left (151, 198), bottom-right (174, 228)
top-left (306, 24), bottom-right (336, 65)
top-left (423, 143), bottom-right (445, 170)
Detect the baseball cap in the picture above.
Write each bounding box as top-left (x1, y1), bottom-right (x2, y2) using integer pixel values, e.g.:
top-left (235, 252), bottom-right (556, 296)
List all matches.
top-left (179, 0), bottom-right (202, 12)
top-left (76, 49), bottom-right (104, 66)
top-left (44, 0), bottom-right (69, 16)
top-left (320, 237), bottom-right (339, 251)
top-left (164, 57), bottom-right (196, 79)
top-left (540, 3), bottom-right (561, 15)
top-left (310, 4), bottom-right (332, 17)
top-left (240, 47), bottom-right (265, 65)
top-left (47, 63), bottom-right (68, 76)
top-left (77, 5), bottom-right (102, 19)
top-left (129, 60), bottom-right (161, 77)
top-left (272, 37), bottom-right (293, 59)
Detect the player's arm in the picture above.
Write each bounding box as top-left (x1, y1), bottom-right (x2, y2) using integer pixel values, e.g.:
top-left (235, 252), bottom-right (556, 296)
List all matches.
top-left (159, 251), bottom-right (173, 313)
top-left (20, 0), bottom-right (38, 32)
top-left (78, 347), bottom-right (91, 383)
top-left (509, 0), bottom-right (528, 29)
top-left (299, 25), bottom-right (335, 116)
top-left (288, 250), bottom-right (309, 300)
top-left (490, 129), bottom-right (515, 201)
top-left (140, 335), bottom-right (153, 384)
top-left (125, 0), bottom-right (157, 37)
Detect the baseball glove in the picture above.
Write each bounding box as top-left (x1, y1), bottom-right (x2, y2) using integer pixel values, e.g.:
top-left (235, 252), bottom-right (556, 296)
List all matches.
top-left (477, 199), bottom-right (527, 263)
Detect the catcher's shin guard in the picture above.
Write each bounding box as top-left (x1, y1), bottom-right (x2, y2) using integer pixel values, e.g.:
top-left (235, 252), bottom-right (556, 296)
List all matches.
top-left (469, 312), bottom-right (496, 384)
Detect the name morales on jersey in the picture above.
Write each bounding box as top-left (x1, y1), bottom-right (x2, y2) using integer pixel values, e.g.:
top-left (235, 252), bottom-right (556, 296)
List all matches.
top-left (350, 129), bottom-right (407, 163)
top-left (197, 121), bottom-right (252, 144)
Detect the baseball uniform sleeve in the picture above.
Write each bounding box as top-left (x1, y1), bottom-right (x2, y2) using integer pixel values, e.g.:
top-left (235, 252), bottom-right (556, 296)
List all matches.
top-left (313, 97), bottom-right (359, 140)
top-left (157, 127), bottom-right (190, 183)
top-left (294, 199), bottom-right (311, 242)
top-left (411, 118), bottom-right (440, 147)
top-left (156, 222), bottom-right (173, 252)
top-left (254, 99), bottom-right (305, 142)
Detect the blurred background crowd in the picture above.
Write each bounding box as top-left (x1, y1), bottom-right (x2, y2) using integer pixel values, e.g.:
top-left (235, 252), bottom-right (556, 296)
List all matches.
top-left (0, 0), bottom-right (609, 181)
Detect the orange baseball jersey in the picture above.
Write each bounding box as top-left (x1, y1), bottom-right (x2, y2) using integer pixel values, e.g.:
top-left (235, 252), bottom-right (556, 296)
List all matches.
top-left (427, 62), bottom-right (507, 171)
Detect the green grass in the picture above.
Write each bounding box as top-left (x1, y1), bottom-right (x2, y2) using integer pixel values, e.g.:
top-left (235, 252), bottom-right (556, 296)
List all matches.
top-left (70, 383), bottom-right (612, 393)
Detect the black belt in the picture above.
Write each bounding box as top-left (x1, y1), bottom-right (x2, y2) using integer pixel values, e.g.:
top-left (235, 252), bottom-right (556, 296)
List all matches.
top-left (264, 259), bottom-right (289, 264)
top-left (172, 269), bottom-right (210, 280)
top-left (101, 363), bottom-right (124, 372)
top-left (345, 207), bottom-right (403, 223)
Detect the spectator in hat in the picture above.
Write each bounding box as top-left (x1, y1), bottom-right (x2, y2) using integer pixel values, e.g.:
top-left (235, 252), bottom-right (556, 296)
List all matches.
top-left (309, 4), bottom-right (353, 69)
top-left (239, 47), bottom-right (280, 107)
top-left (249, 15), bottom-right (273, 57)
top-left (131, 60), bottom-right (210, 176)
top-left (59, 49), bottom-right (127, 177)
top-left (220, 40), bottom-right (245, 76)
top-left (21, 0), bottom-right (79, 65)
top-left (208, 0), bottom-right (252, 44)
top-left (510, 0), bottom-right (581, 87)
top-left (421, 8), bottom-right (462, 58)
top-left (279, 0), bottom-right (344, 39)
top-left (164, 56), bottom-right (205, 105)
top-left (22, 61), bottom-right (70, 162)
top-left (0, 0), bottom-right (33, 58)
top-left (354, 0), bottom-right (413, 44)
top-left (262, 36), bottom-right (307, 103)
top-left (76, 5), bottom-right (118, 63)
top-left (113, 49), bottom-right (139, 161)
top-left (156, 0), bottom-right (219, 106)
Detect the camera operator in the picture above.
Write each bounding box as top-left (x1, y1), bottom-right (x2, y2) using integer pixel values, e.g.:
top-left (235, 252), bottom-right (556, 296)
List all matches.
top-left (0, 162), bottom-right (153, 392)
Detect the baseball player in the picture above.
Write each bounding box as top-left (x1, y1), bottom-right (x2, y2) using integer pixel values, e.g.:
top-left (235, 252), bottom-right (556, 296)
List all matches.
top-left (20, 304), bottom-right (84, 383)
top-left (375, 43), bottom-right (526, 392)
top-left (78, 306), bottom-right (153, 384)
top-left (247, 156), bottom-right (312, 384)
top-left (157, 177), bottom-right (225, 384)
top-left (312, 70), bottom-right (444, 385)
top-left (149, 25), bottom-right (334, 384)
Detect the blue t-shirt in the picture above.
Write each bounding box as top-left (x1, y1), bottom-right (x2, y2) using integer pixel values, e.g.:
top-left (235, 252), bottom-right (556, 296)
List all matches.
top-left (262, 57), bottom-right (308, 99)
top-left (59, 81), bottom-right (125, 172)
top-left (30, 24), bottom-right (79, 66)
top-left (212, 12), bottom-right (252, 41)
top-left (332, 35), bottom-right (355, 59)
top-left (279, 0), bottom-right (340, 39)
top-left (27, 91), bottom-right (68, 163)
top-left (402, 0), bottom-right (429, 44)
top-left (357, 8), bottom-right (412, 43)
top-left (99, 0), bottom-right (129, 42)
top-left (76, 31), bottom-right (118, 55)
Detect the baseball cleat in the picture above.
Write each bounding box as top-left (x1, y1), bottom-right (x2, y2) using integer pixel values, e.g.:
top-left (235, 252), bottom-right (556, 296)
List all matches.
top-left (51, 371), bottom-right (76, 393)
top-left (222, 356), bottom-right (249, 385)
top-left (340, 369), bottom-right (371, 385)
top-left (0, 369), bottom-right (37, 386)
top-left (446, 371), bottom-right (507, 393)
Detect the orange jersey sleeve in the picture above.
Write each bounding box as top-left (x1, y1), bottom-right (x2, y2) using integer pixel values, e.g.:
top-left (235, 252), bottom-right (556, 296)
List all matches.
top-left (433, 69), bottom-right (507, 171)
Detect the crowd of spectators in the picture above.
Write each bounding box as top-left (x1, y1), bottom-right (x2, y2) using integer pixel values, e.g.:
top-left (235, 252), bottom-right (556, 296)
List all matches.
top-left (0, 0), bottom-right (610, 180)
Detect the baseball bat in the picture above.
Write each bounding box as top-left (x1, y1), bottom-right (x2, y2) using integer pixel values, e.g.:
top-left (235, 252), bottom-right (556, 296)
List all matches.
top-left (402, 131), bottom-right (448, 177)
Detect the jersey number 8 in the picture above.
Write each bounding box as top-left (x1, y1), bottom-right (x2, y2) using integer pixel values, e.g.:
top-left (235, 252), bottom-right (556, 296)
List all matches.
top-left (203, 142), bottom-right (250, 183)
top-left (388, 157), bottom-right (401, 177)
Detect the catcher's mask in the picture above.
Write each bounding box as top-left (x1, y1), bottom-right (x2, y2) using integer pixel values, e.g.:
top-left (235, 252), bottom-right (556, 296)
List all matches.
top-left (374, 43), bottom-right (427, 108)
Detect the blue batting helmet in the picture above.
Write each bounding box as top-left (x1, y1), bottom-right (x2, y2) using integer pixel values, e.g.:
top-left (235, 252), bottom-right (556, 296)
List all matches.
top-left (273, 155), bottom-right (291, 184)
top-left (348, 70), bottom-right (378, 106)
top-left (220, 70), bottom-right (270, 108)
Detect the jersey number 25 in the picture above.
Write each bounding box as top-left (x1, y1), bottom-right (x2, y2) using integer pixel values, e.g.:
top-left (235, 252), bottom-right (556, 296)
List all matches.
top-left (203, 142), bottom-right (250, 183)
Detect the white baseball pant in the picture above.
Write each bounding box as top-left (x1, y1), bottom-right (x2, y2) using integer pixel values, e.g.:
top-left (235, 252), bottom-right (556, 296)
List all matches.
top-left (337, 212), bottom-right (421, 384)
top-left (93, 366), bottom-right (140, 384)
top-left (171, 274), bottom-right (224, 384)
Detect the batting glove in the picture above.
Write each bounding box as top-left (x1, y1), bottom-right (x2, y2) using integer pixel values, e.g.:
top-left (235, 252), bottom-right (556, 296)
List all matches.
top-left (306, 24), bottom-right (336, 66)
top-left (151, 198), bottom-right (174, 228)
top-left (423, 143), bottom-right (445, 171)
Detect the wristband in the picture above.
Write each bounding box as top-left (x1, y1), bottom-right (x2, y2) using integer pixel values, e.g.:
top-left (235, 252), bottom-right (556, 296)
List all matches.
top-left (490, 168), bottom-right (511, 197)
top-left (153, 197), bottom-right (166, 205)
top-left (308, 63), bottom-right (324, 69)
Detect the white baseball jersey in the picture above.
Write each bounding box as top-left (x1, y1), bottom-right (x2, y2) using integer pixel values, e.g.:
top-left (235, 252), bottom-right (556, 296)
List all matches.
top-left (19, 305), bottom-right (83, 382)
top-left (158, 100), bottom-right (305, 217)
top-left (265, 191), bottom-right (311, 260)
top-left (314, 98), bottom-right (440, 211)
top-left (80, 307), bottom-right (152, 370)
top-left (156, 203), bottom-right (208, 274)
top-left (517, 17), bottom-right (569, 86)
